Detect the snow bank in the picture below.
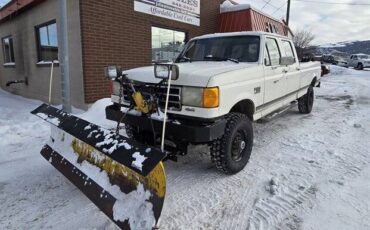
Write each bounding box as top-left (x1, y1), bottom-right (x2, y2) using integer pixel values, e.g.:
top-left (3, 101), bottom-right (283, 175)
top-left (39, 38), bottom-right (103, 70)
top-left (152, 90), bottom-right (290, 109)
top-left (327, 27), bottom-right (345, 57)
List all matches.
top-left (78, 98), bottom-right (116, 129)
top-left (220, 0), bottom-right (251, 13)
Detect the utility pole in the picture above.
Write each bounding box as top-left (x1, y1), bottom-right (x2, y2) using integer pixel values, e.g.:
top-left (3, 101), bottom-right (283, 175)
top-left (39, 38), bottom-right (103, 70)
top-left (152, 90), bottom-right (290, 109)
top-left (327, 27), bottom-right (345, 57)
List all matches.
top-left (286, 0), bottom-right (291, 26)
top-left (58, 0), bottom-right (71, 113)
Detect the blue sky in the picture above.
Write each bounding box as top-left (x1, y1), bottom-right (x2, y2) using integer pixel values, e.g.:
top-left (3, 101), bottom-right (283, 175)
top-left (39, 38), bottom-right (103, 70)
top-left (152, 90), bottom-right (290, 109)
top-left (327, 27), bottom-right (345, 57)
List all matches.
top-left (238, 0), bottom-right (370, 44)
top-left (0, 0), bottom-right (10, 8)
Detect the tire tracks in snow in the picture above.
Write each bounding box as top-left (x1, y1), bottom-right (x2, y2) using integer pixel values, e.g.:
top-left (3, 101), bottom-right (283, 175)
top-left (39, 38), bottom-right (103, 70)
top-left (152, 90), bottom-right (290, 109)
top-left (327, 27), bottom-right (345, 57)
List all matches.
top-left (247, 75), bottom-right (370, 230)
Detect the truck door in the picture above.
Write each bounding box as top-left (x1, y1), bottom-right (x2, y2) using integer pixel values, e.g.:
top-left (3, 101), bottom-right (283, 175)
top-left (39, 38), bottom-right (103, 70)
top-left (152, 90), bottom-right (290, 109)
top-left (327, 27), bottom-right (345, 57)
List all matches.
top-left (351, 55), bottom-right (358, 67)
top-left (263, 37), bottom-right (286, 110)
top-left (280, 39), bottom-right (300, 97)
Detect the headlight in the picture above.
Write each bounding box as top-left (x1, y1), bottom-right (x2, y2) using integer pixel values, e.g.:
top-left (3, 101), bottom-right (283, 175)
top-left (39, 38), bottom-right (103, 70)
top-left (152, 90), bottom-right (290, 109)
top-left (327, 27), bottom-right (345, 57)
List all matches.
top-left (104, 66), bottom-right (121, 79)
top-left (155, 65), bottom-right (170, 79)
top-left (182, 87), bottom-right (203, 107)
top-left (154, 64), bottom-right (179, 80)
top-left (182, 87), bottom-right (219, 108)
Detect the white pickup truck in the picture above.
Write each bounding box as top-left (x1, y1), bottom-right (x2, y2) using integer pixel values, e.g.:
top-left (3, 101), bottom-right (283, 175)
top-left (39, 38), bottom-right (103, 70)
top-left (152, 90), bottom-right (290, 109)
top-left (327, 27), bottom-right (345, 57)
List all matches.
top-left (105, 31), bottom-right (321, 174)
top-left (348, 53), bottom-right (370, 70)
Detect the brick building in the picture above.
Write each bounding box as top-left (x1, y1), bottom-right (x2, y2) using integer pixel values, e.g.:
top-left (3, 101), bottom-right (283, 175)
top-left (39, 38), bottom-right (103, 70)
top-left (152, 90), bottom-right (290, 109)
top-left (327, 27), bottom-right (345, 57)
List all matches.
top-left (0, 0), bottom-right (289, 109)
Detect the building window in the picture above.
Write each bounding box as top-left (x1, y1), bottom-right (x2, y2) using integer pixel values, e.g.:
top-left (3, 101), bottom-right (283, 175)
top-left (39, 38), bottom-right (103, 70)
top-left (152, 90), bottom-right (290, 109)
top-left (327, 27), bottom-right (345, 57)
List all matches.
top-left (152, 26), bottom-right (186, 62)
top-left (269, 24), bottom-right (274, 33)
top-left (2, 36), bottom-right (15, 64)
top-left (36, 20), bottom-right (58, 62)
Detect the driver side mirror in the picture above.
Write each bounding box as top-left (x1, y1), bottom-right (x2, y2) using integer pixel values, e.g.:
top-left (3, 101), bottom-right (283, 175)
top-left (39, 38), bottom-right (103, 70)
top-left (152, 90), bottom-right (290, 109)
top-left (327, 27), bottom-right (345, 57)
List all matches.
top-left (154, 64), bottom-right (179, 80)
top-left (280, 57), bottom-right (295, 66)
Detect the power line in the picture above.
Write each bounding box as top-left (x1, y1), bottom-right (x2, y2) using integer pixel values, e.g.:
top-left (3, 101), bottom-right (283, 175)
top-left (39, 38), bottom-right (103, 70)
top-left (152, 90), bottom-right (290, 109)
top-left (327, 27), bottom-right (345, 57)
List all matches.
top-left (261, 0), bottom-right (281, 9)
top-left (293, 0), bottom-right (370, 6)
top-left (261, 0), bottom-right (272, 10)
top-left (272, 2), bottom-right (287, 15)
top-left (260, 0), bottom-right (287, 16)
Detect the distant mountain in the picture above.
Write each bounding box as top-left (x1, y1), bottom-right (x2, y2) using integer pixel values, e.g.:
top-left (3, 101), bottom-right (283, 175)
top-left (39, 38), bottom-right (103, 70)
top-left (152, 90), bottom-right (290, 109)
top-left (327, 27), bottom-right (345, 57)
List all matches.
top-left (318, 40), bottom-right (370, 55)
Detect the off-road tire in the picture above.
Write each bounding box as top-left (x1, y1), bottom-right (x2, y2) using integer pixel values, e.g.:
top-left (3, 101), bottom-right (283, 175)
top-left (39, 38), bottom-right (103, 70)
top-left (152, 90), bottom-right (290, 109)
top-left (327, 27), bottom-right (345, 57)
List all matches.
top-left (298, 85), bottom-right (314, 114)
top-left (210, 113), bottom-right (253, 174)
top-left (357, 63), bottom-right (364, 70)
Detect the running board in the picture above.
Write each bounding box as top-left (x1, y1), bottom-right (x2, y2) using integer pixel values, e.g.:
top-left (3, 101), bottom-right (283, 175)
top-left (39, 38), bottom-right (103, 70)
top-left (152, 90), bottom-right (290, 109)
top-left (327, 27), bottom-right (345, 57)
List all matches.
top-left (258, 101), bottom-right (298, 123)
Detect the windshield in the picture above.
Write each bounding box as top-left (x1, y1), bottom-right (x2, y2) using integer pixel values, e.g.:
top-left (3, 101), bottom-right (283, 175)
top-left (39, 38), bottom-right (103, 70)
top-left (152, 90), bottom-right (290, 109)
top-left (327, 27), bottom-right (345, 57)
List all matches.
top-left (177, 36), bottom-right (260, 63)
top-left (359, 55), bottom-right (369, 59)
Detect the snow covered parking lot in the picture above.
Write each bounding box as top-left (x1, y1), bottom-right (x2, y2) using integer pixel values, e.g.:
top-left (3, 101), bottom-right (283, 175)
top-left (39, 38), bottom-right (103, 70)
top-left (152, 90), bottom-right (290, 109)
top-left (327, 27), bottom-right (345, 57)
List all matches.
top-left (0, 66), bottom-right (370, 230)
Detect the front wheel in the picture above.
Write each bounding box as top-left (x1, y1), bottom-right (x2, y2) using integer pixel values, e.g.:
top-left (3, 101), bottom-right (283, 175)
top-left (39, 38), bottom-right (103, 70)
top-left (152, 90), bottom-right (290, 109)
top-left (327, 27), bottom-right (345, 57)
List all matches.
top-left (210, 113), bottom-right (253, 174)
top-left (298, 86), bottom-right (314, 114)
top-left (357, 63), bottom-right (364, 70)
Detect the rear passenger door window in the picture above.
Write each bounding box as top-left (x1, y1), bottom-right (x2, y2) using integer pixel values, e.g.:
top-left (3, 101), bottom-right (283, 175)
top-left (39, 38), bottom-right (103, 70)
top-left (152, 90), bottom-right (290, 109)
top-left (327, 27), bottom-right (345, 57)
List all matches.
top-left (265, 38), bottom-right (281, 66)
top-left (264, 45), bottom-right (271, 66)
top-left (281, 40), bottom-right (296, 62)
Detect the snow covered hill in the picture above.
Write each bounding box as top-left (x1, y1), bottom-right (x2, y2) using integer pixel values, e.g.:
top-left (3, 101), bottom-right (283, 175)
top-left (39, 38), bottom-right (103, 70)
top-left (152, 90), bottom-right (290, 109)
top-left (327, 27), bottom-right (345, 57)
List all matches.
top-left (319, 40), bottom-right (370, 55)
top-left (0, 66), bottom-right (369, 230)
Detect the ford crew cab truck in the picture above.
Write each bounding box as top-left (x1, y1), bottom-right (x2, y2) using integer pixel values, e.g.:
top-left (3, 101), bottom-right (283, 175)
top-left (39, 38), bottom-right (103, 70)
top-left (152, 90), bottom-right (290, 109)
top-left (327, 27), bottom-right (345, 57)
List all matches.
top-left (105, 32), bottom-right (321, 174)
top-left (349, 53), bottom-right (370, 70)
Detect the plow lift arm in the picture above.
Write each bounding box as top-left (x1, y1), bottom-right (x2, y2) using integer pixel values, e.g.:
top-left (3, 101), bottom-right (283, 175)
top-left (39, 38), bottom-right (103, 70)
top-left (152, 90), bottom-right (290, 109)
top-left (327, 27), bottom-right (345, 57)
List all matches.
top-left (31, 63), bottom-right (179, 229)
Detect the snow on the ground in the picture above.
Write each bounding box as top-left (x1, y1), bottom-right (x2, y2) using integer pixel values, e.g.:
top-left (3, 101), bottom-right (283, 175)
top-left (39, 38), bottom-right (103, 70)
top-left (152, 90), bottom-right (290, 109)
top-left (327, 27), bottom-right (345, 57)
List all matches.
top-left (0, 66), bottom-right (370, 230)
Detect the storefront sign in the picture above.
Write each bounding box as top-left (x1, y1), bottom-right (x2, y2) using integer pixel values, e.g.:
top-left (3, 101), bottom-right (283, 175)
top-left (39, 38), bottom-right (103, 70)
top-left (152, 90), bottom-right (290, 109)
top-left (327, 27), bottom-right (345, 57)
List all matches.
top-left (134, 0), bottom-right (200, 26)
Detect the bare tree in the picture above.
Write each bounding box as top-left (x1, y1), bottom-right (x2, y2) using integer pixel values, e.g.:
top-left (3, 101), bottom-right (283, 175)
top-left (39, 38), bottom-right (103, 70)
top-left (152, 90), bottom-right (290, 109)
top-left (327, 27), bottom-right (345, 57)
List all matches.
top-left (293, 29), bottom-right (316, 61)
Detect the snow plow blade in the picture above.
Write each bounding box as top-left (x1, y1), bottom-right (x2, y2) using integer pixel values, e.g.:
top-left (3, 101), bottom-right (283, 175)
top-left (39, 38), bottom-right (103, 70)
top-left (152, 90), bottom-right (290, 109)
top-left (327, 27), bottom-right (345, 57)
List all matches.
top-left (31, 104), bottom-right (166, 230)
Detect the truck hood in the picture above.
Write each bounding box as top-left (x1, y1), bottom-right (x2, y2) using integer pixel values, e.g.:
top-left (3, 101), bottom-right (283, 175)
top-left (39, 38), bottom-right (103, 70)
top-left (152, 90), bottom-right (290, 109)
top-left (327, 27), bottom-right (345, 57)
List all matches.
top-left (124, 62), bottom-right (257, 87)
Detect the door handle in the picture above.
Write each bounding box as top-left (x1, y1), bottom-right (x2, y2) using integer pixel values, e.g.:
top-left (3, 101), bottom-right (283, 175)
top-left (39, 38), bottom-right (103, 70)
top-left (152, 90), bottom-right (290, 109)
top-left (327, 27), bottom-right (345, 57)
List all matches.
top-left (271, 66), bottom-right (278, 70)
top-left (273, 76), bottom-right (285, 83)
top-left (296, 67), bottom-right (301, 71)
top-left (273, 77), bottom-right (283, 83)
top-left (282, 69), bottom-right (288, 73)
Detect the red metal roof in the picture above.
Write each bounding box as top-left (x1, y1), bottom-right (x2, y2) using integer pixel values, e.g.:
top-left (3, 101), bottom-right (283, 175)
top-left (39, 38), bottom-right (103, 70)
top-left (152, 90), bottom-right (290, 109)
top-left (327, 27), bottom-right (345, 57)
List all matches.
top-left (219, 7), bottom-right (289, 36)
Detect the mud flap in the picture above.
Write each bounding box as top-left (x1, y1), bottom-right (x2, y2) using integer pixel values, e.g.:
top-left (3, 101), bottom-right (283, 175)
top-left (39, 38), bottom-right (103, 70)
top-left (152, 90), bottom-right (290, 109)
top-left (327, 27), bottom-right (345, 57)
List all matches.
top-left (31, 104), bottom-right (166, 230)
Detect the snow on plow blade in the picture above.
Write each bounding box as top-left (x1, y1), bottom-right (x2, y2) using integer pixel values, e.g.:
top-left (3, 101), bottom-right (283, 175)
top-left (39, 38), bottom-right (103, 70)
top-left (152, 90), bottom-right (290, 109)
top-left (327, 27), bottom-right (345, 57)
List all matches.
top-left (31, 104), bottom-right (166, 230)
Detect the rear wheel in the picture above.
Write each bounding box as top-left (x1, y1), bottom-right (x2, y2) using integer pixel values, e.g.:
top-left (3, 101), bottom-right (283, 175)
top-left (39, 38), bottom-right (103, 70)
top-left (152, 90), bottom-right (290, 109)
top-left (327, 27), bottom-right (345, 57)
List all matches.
top-left (357, 63), bottom-right (364, 70)
top-left (298, 86), bottom-right (314, 114)
top-left (210, 113), bottom-right (253, 174)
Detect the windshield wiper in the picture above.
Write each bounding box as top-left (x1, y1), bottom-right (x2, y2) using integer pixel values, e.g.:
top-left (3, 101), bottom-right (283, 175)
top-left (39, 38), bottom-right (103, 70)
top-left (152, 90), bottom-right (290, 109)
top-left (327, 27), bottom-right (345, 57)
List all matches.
top-left (204, 56), bottom-right (239, 64)
top-left (178, 56), bottom-right (192, 62)
top-left (225, 58), bottom-right (240, 64)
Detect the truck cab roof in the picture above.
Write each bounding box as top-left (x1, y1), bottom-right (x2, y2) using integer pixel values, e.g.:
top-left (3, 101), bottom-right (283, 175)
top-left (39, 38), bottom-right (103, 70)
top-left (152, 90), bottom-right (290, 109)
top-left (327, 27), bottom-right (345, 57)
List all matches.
top-left (192, 31), bottom-right (290, 41)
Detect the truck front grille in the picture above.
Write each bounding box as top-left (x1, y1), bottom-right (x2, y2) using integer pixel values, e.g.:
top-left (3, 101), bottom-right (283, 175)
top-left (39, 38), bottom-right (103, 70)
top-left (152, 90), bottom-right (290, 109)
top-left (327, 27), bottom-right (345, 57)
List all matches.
top-left (122, 84), bottom-right (182, 111)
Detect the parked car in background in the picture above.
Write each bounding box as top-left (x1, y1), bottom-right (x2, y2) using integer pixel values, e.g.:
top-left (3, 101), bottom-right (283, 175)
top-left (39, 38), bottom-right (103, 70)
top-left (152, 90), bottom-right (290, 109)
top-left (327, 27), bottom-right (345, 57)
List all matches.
top-left (349, 53), bottom-right (370, 70)
top-left (321, 55), bottom-right (335, 64)
top-left (333, 57), bottom-right (349, 68)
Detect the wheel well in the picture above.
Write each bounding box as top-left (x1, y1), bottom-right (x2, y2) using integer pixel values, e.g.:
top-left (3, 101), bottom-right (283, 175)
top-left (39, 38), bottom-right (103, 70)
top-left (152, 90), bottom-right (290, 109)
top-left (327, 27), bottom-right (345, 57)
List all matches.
top-left (311, 77), bottom-right (317, 87)
top-left (230, 100), bottom-right (255, 121)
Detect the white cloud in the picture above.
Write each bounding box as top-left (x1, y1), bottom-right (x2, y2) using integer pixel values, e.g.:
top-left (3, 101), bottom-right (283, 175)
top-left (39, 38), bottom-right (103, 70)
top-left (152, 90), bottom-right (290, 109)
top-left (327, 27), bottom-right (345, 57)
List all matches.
top-left (234, 0), bottom-right (370, 44)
